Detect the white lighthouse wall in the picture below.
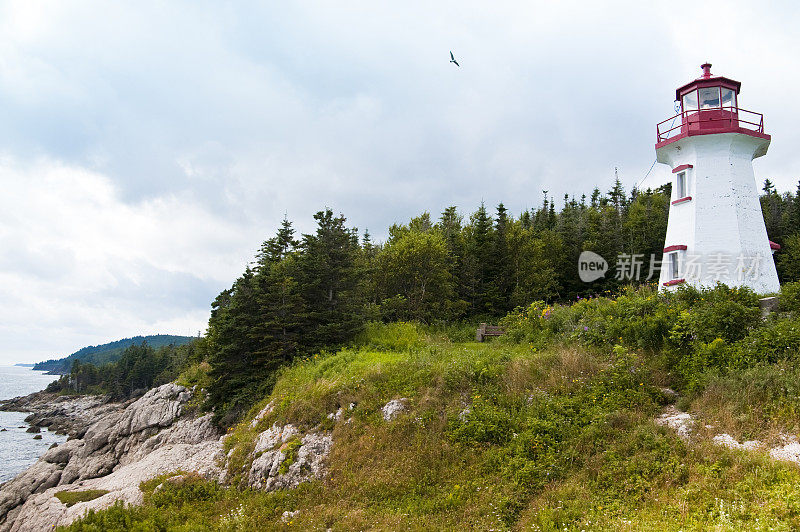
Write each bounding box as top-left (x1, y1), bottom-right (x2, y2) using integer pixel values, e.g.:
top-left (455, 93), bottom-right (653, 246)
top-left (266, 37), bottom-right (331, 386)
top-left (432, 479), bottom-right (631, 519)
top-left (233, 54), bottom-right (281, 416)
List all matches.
top-left (656, 133), bottom-right (779, 294)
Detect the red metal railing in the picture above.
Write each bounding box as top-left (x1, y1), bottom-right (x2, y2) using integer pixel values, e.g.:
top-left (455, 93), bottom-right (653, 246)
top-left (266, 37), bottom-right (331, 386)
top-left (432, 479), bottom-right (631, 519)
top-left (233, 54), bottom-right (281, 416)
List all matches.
top-left (656, 107), bottom-right (765, 143)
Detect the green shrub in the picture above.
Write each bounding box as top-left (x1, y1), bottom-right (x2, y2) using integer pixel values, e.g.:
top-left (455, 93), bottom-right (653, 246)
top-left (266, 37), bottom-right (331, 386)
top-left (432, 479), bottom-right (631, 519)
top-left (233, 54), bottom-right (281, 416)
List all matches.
top-left (147, 475), bottom-right (224, 509)
top-left (449, 398), bottom-right (515, 445)
top-left (176, 361), bottom-right (212, 389)
top-left (686, 287), bottom-right (759, 344)
top-left (501, 285), bottom-right (675, 352)
top-left (354, 321), bottom-right (425, 352)
top-left (677, 338), bottom-right (732, 392)
top-left (594, 425), bottom-right (689, 499)
top-left (780, 282), bottom-right (800, 314)
top-left (278, 438), bottom-right (303, 475)
top-left (730, 317), bottom-right (800, 367)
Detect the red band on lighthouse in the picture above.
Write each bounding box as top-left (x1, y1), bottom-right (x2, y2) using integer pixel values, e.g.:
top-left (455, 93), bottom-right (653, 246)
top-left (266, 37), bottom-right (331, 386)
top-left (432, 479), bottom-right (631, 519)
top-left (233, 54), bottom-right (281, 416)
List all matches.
top-left (663, 245), bottom-right (688, 253)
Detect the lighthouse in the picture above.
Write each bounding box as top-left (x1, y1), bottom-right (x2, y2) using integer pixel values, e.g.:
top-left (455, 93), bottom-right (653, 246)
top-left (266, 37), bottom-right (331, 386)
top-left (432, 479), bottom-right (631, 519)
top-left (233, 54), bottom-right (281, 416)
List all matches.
top-left (655, 63), bottom-right (780, 294)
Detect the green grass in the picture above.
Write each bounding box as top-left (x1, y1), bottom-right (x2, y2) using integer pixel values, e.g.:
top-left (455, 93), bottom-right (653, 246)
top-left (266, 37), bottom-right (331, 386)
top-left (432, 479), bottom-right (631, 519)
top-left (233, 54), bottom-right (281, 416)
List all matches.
top-left (62, 285), bottom-right (800, 530)
top-left (55, 490), bottom-right (110, 507)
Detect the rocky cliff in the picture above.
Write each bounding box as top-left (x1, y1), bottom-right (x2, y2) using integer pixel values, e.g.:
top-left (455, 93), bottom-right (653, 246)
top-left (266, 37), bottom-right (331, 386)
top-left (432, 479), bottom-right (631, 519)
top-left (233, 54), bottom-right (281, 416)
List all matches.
top-left (0, 384), bottom-right (224, 531)
top-left (0, 383), bottom-right (339, 530)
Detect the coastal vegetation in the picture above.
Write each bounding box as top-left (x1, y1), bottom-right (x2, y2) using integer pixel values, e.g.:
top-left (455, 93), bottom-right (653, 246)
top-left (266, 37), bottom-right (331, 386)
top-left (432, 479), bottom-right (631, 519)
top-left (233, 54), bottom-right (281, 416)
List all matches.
top-left (200, 179), bottom-right (800, 425)
top-left (63, 282), bottom-right (800, 530)
top-left (48, 179), bottom-right (800, 529)
top-left (45, 341), bottom-right (202, 399)
top-left (34, 335), bottom-right (194, 375)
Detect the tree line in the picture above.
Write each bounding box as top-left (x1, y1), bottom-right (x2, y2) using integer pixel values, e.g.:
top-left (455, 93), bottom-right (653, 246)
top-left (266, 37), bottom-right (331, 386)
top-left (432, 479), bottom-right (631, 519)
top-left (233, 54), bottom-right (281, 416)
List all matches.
top-left (51, 178), bottom-right (800, 425)
top-left (202, 178), bottom-right (800, 424)
top-left (47, 341), bottom-right (201, 399)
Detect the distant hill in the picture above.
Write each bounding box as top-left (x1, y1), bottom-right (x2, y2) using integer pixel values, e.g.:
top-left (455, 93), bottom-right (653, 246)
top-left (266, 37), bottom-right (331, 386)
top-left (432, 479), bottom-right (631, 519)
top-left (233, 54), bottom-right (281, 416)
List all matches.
top-left (33, 335), bottom-right (195, 375)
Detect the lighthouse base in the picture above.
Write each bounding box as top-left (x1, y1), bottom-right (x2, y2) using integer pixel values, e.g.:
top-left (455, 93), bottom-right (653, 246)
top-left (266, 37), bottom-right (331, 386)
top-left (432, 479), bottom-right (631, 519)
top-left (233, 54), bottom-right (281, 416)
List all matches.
top-left (656, 132), bottom-right (780, 295)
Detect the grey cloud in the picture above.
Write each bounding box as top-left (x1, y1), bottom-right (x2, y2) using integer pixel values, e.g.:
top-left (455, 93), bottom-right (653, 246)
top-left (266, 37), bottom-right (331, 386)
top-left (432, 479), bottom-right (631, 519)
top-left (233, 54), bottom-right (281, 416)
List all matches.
top-left (1, 1), bottom-right (799, 363)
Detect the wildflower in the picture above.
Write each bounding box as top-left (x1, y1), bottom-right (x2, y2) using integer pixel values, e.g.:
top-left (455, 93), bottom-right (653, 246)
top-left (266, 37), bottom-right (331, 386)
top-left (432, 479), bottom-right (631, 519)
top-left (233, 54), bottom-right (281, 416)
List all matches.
top-left (583, 326), bottom-right (589, 331)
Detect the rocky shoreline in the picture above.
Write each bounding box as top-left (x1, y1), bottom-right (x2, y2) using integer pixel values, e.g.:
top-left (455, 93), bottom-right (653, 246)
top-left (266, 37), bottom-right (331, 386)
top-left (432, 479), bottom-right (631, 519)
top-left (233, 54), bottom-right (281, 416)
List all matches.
top-left (0, 391), bottom-right (128, 439)
top-left (0, 384), bottom-right (225, 531)
top-left (0, 383), bottom-right (339, 530)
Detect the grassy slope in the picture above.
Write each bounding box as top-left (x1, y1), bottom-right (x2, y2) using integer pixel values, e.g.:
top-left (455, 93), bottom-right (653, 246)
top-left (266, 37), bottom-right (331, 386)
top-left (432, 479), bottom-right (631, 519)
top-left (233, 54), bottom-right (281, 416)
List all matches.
top-left (64, 322), bottom-right (800, 531)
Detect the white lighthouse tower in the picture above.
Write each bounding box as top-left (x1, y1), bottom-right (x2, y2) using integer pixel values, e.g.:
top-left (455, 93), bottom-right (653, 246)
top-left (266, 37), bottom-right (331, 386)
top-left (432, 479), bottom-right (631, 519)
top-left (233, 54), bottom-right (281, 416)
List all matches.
top-left (656, 63), bottom-right (780, 293)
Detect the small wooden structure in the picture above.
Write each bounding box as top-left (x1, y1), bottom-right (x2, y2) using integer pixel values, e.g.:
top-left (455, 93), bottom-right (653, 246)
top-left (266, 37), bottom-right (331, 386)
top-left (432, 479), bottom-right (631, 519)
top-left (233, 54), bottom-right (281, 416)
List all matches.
top-left (476, 323), bottom-right (505, 342)
top-left (759, 296), bottom-right (779, 318)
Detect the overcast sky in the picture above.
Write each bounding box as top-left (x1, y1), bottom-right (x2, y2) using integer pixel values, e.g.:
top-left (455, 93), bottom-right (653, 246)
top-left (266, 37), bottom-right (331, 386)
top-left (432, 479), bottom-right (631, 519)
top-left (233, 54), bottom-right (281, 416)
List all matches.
top-left (1, 1), bottom-right (799, 364)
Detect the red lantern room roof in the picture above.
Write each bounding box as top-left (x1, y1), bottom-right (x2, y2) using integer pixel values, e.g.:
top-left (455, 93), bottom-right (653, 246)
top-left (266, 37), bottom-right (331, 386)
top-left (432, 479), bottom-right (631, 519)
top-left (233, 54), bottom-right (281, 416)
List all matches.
top-left (674, 63), bottom-right (741, 101)
top-left (656, 63), bottom-right (769, 148)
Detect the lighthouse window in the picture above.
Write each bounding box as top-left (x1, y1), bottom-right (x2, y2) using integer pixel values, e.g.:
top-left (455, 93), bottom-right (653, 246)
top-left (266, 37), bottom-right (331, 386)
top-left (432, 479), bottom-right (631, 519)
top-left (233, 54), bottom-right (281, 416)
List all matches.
top-left (699, 87), bottom-right (721, 109)
top-left (721, 88), bottom-right (735, 110)
top-left (676, 171), bottom-right (687, 198)
top-left (682, 90), bottom-right (698, 111)
top-left (669, 252), bottom-right (680, 280)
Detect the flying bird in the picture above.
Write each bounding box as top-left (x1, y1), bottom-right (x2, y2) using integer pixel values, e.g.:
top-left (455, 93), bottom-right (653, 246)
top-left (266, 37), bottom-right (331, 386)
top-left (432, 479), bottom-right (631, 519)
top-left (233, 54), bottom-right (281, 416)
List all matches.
top-left (449, 51), bottom-right (459, 67)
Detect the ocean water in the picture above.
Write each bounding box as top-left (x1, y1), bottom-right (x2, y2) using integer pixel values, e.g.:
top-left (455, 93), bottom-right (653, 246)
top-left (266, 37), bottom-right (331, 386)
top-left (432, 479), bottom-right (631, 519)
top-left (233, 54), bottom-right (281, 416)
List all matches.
top-left (0, 366), bottom-right (66, 483)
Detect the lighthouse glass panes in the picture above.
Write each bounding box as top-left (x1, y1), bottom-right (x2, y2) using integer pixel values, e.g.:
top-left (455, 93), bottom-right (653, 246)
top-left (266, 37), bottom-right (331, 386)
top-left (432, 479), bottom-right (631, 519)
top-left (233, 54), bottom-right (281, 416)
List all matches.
top-left (682, 87), bottom-right (736, 112)
top-left (669, 252), bottom-right (680, 280)
top-left (699, 87), bottom-right (720, 109)
top-left (721, 88), bottom-right (735, 110)
top-left (676, 171), bottom-right (687, 199)
top-left (683, 91), bottom-right (698, 111)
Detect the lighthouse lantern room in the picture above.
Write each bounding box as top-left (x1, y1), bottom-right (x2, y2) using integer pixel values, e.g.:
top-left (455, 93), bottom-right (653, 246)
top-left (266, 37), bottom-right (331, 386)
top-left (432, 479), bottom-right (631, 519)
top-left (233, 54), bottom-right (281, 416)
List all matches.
top-left (655, 64), bottom-right (780, 293)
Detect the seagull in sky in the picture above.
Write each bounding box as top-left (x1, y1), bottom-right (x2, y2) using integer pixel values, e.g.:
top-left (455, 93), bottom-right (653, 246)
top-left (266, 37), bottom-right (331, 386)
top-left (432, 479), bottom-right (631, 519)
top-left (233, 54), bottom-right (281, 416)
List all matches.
top-left (449, 51), bottom-right (460, 67)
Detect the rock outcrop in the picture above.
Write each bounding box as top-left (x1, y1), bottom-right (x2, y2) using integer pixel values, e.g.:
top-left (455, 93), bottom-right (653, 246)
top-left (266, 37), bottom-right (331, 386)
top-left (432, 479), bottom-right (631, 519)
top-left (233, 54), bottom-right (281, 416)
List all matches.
top-left (1, 385), bottom-right (342, 530)
top-left (0, 392), bottom-right (125, 438)
top-left (381, 398), bottom-right (408, 421)
top-left (248, 423), bottom-right (332, 491)
top-left (0, 384), bottom-right (224, 531)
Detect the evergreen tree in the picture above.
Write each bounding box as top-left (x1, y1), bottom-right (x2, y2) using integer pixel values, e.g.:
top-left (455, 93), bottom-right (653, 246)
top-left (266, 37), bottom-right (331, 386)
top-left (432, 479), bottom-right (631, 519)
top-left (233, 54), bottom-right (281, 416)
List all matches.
top-left (779, 234), bottom-right (800, 282)
top-left (206, 268), bottom-right (263, 424)
top-left (462, 202), bottom-right (494, 314)
top-left (489, 203), bottom-right (512, 311)
top-left (251, 257), bottom-right (304, 371)
top-left (299, 209), bottom-right (363, 352)
top-left (795, 181), bottom-right (800, 227)
top-left (256, 216), bottom-right (298, 266)
top-left (590, 187), bottom-right (601, 208)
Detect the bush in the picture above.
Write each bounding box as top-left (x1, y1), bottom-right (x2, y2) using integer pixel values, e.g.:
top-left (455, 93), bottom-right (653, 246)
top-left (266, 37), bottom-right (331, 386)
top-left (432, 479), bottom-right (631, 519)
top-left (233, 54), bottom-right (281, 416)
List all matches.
top-left (674, 285), bottom-right (760, 344)
top-left (353, 321), bottom-right (425, 352)
top-left (780, 282), bottom-right (800, 314)
top-left (730, 317), bottom-right (800, 367)
top-left (501, 285), bottom-right (677, 352)
top-left (147, 476), bottom-right (224, 509)
top-left (176, 361), bottom-right (212, 389)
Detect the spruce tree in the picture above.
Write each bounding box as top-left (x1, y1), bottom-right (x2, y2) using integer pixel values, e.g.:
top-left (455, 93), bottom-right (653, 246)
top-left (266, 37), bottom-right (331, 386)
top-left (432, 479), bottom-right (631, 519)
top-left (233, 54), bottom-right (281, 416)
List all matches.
top-left (489, 203), bottom-right (512, 312)
top-left (463, 202), bottom-right (494, 314)
top-left (206, 268), bottom-right (263, 425)
top-left (256, 216), bottom-right (298, 266)
top-left (299, 209), bottom-right (363, 352)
